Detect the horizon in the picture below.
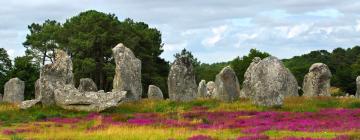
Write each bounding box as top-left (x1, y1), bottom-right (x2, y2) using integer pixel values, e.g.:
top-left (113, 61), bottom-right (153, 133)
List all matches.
top-left (1, 0), bottom-right (360, 63)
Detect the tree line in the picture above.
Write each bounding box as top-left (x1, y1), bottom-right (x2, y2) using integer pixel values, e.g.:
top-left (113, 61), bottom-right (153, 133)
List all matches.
top-left (0, 10), bottom-right (359, 100)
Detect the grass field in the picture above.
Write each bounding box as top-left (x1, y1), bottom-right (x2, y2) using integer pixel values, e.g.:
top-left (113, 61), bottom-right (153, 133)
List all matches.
top-left (1, 97), bottom-right (360, 140)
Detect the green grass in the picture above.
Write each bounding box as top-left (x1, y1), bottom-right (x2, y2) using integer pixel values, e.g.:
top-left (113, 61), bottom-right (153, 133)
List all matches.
top-left (1, 97), bottom-right (360, 126)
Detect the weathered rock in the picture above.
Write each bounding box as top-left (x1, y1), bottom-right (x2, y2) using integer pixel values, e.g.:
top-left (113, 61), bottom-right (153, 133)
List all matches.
top-left (168, 55), bottom-right (197, 102)
top-left (147, 85), bottom-right (163, 100)
top-left (39, 49), bottom-right (74, 106)
top-left (3, 78), bottom-right (25, 103)
top-left (302, 63), bottom-right (332, 97)
top-left (357, 76), bottom-right (360, 98)
top-left (34, 79), bottom-right (41, 99)
top-left (0, 94), bottom-right (2, 102)
top-left (19, 99), bottom-right (41, 109)
top-left (241, 57), bottom-right (298, 106)
top-left (197, 80), bottom-right (207, 98)
top-left (213, 66), bottom-right (240, 102)
top-left (112, 43), bottom-right (142, 101)
top-left (78, 78), bottom-right (98, 92)
top-left (206, 81), bottom-right (216, 97)
top-left (54, 85), bottom-right (127, 112)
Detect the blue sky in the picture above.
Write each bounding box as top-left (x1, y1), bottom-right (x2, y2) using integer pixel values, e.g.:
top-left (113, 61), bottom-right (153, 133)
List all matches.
top-left (1, 0), bottom-right (360, 63)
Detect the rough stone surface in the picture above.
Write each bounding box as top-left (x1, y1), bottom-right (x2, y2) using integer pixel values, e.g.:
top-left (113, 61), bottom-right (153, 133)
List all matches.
top-left (302, 63), bottom-right (332, 97)
top-left (241, 57), bottom-right (298, 106)
top-left (54, 85), bottom-right (127, 112)
top-left (3, 78), bottom-right (25, 103)
top-left (206, 81), bottom-right (216, 97)
top-left (147, 85), bottom-right (163, 100)
top-left (19, 99), bottom-right (41, 109)
top-left (112, 43), bottom-right (142, 101)
top-left (39, 49), bottom-right (74, 106)
top-left (213, 66), bottom-right (240, 102)
top-left (35, 79), bottom-right (41, 99)
top-left (78, 78), bottom-right (98, 92)
top-left (168, 56), bottom-right (197, 102)
top-left (197, 80), bottom-right (207, 98)
top-left (356, 76), bottom-right (360, 98)
top-left (0, 94), bottom-right (2, 102)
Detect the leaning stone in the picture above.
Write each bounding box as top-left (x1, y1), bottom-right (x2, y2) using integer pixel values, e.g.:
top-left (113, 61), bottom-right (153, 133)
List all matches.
top-left (112, 43), bottom-right (142, 101)
top-left (213, 66), bottom-right (240, 102)
top-left (54, 85), bottom-right (127, 112)
top-left (78, 78), bottom-right (98, 92)
top-left (197, 80), bottom-right (207, 98)
top-left (168, 55), bottom-right (197, 102)
top-left (147, 85), bottom-right (163, 100)
top-left (241, 57), bottom-right (298, 106)
top-left (19, 99), bottom-right (41, 109)
top-left (3, 78), bottom-right (25, 103)
top-left (39, 49), bottom-right (74, 106)
top-left (302, 63), bottom-right (332, 97)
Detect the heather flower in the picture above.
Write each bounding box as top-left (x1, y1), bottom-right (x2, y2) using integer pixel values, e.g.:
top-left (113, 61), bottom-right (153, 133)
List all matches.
top-left (187, 135), bottom-right (213, 140)
top-left (236, 135), bottom-right (270, 140)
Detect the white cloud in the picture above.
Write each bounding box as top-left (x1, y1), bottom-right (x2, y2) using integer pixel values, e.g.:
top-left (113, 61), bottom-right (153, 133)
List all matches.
top-left (287, 24), bottom-right (312, 39)
top-left (163, 42), bottom-right (187, 51)
top-left (356, 20), bottom-right (360, 32)
top-left (201, 25), bottom-right (228, 47)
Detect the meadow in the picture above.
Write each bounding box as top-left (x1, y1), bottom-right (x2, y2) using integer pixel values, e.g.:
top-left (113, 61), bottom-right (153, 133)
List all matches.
top-left (1, 97), bottom-right (360, 140)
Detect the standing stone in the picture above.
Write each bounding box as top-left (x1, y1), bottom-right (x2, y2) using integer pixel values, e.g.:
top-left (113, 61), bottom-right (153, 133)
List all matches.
top-left (356, 76), bottom-right (360, 98)
top-left (78, 78), bottom-right (98, 92)
top-left (39, 49), bottom-right (74, 106)
top-left (197, 80), bottom-right (207, 98)
top-left (168, 55), bottom-right (197, 102)
top-left (147, 85), bottom-right (163, 100)
top-left (206, 81), bottom-right (216, 97)
top-left (213, 66), bottom-right (240, 102)
top-left (112, 43), bottom-right (142, 101)
top-left (241, 57), bottom-right (298, 106)
top-left (302, 63), bottom-right (332, 97)
top-left (34, 79), bottom-right (41, 99)
top-left (3, 78), bottom-right (25, 103)
top-left (0, 94), bottom-right (3, 102)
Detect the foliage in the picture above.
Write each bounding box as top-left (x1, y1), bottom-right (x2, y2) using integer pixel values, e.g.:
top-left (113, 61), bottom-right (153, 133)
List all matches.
top-left (230, 49), bottom-right (270, 84)
top-left (23, 10), bottom-right (169, 97)
top-left (0, 48), bottom-right (12, 95)
top-left (5, 56), bottom-right (39, 99)
top-left (23, 20), bottom-right (62, 65)
top-left (284, 46), bottom-right (360, 94)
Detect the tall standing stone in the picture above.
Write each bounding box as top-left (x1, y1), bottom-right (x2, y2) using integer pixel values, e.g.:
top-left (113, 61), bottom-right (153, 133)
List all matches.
top-left (39, 49), bottom-right (74, 106)
top-left (197, 80), bottom-right (207, 98)
top-left (34, 79), bottom-right (41, 99)
top-left (241, 57), bottom-right (298, 106)
top-left (356, 76), bottom-right (360, 98)
top-left (78, 78), bottom-right (98, 92)
top-left (112, 43), bottom-right (142, 101)
top-left (168, 55), bottom-right (197, 102)
top-left (147, 85), bottom-right (163, 100)
top-left (3, 78), bottom-right (25, 103)
top-left (213, 66), bottom-right (240, 102)
top-left (302, 63), bottom-right (332, 97)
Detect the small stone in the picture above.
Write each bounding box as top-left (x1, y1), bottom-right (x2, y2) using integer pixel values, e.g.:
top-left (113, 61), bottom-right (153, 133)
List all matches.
top-left (302, 63), bottom-right (332, 97)
top-left (197, 80), bottom-right (207, 98)
top-left (168, 55), bottom-right (197, 102)
top-left (3, 78), bottom-right (25, 103)
top-left (206, 81), bottom-right (216, 97)
top-left (213, 66), bottom-right (240, 102)
top-left (19, 99), bottom-right (41, 109)
top-left (78, 78), bottom-right (98, 92)
top-left (147, 85), bottom-right (163, 100)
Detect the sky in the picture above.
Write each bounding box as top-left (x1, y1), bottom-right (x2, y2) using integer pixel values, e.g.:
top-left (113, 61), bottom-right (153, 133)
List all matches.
top-left (1, 0), bottom-right (360, 63)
